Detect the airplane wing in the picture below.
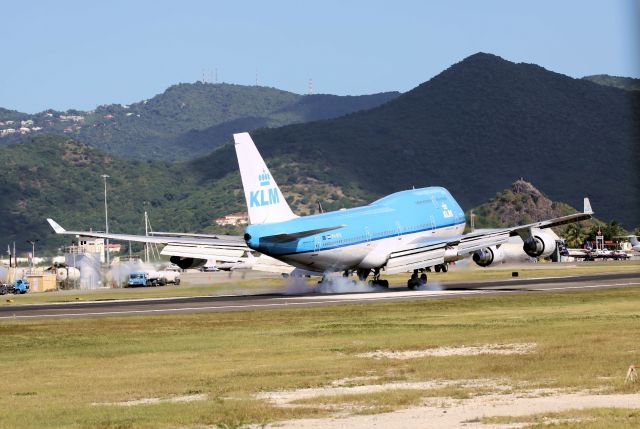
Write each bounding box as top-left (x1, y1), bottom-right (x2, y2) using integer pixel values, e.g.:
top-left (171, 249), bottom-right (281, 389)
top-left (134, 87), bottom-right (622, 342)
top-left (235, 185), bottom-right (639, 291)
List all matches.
top-left (47, 218), bottom-right (250, 263)
top-left (47, 218), bottom-right (245, 246)
top-left (383, 198), bottom-right (593, 274)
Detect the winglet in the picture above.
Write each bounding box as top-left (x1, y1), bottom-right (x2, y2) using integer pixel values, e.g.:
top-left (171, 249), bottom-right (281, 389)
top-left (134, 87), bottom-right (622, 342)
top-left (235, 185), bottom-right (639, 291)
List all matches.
top-left (583, 197), bottom-right (593, 214)
top-left (47, 218), bottom-right (66, 234)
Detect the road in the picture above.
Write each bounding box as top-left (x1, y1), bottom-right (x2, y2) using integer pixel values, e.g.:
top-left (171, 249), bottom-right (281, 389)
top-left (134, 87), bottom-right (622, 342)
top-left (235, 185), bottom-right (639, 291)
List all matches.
top-left (1, 272), bottom-right (638, 320)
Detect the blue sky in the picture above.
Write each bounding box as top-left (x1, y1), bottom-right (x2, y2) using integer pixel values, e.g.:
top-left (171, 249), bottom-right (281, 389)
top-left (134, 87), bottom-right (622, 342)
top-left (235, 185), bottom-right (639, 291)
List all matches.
top-left (2, 0), bottom-right (638, 113)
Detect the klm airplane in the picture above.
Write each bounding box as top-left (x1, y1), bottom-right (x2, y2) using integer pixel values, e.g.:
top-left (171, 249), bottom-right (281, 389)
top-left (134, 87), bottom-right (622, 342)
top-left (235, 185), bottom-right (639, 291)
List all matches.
top-left (234, 132), bottom-right (593, 287)
top-left (47, 132), bottom-right (593, 288)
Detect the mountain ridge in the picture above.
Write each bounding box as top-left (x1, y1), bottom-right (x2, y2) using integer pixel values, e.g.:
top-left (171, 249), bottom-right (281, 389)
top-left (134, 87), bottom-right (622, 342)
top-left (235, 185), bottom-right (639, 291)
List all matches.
top-left (0, 83), bottom-right (400, 160)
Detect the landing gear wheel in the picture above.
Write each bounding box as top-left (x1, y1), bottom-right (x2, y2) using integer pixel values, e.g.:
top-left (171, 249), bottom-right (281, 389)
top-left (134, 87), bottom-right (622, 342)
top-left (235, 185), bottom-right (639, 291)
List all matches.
top-left (440, 263), bottom-right (449, 273)
top-left (369, 279), bottom-right (389, 288)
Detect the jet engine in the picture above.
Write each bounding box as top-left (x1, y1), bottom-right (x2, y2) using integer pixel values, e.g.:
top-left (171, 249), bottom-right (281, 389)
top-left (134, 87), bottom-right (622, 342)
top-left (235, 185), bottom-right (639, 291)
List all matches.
top-left (522, 232), bottom-right (557, 258)
top-left (169, 256), bottom-right (206, 270)
top-left (472, 246), bottom-right (505, 267)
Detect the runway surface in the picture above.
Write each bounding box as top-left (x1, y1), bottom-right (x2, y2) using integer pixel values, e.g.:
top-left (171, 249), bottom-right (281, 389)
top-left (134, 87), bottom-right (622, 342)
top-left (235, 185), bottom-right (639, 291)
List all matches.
top-left (1, 272), bottom-right (639, 320)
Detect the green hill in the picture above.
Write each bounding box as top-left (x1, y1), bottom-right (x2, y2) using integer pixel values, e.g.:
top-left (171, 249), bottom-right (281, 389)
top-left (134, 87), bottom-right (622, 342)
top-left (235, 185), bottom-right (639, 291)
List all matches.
top-left (0, 135), bottom-right (366, 251)
top-left (583, 74), bottom-right (640, 91)
top-left (2, 53), bottom-right (639, 253)
top-left (0, 84), bottom-right (399, 160)
top-left (467, 180), bottom-right (576, 229)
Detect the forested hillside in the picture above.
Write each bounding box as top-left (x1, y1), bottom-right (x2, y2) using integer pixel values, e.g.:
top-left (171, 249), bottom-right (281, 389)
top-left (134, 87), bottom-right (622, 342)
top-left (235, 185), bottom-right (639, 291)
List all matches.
top-left (583, 74), bottom-right (640, 91)
top-left (0, 84), bottom-right (399, 160)
top-left (206, 53), bottom-right (638, 227)
top-left (3, 53), bottom-right (639, 252)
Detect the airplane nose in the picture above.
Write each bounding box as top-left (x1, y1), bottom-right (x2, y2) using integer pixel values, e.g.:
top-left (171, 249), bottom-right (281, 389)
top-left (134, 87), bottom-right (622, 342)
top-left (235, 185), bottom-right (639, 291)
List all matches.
top-left (244, 233), bottom-right (252, 242)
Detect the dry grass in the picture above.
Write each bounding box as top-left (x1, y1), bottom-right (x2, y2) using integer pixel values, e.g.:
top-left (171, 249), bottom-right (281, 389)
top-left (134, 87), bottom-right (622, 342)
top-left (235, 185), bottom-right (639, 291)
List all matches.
top-left (480, 407), bottom-right (640, 428)
top-left (1, 285), bottom-right (640, 427)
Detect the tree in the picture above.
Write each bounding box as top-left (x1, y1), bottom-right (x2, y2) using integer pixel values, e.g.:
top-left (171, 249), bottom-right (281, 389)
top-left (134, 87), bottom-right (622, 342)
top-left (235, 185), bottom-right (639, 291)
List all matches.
top-left (562, 223), bottom-right (589, 248)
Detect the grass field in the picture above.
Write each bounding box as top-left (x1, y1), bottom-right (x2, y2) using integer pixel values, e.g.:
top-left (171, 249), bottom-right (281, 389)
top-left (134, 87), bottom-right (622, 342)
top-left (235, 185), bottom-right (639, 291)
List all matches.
top-left (1, 282), bottom-right (640, 428)
top-left (3, 260), bottom-right (639, 306)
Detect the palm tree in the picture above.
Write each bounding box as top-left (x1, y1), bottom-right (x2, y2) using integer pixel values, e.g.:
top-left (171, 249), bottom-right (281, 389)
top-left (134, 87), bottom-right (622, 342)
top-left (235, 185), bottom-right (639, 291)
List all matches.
top-left (562, 223), bottom-right (589, 248)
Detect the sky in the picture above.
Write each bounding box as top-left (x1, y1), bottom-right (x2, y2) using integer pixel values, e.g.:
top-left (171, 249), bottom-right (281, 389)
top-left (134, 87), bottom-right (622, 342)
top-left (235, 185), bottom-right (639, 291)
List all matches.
top-left (2, 0), bottom-right (638, 113)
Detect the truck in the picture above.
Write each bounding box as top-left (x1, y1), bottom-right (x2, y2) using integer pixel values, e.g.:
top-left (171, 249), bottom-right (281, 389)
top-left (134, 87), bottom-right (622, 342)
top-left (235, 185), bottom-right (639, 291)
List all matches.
top-left (127, 270), bottom-right (181, 287)
top-left (11, 279), bottom-right (29, 294)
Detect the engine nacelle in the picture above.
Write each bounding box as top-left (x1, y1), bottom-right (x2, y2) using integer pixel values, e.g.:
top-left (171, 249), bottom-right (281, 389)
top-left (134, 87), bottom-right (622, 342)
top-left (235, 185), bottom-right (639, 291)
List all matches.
top-left (169, 256), bottom-right (206, 270)
top-left (472, 246), bottom-right (505, 267)
top-left (522, 232), bottom-right (557, 258)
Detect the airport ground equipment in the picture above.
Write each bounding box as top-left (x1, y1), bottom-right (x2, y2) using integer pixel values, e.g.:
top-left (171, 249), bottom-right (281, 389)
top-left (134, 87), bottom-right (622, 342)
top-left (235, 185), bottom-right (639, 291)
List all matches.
top-left (127, 270), bottom-right (180, 287)
top-left (0, 283), bottom-right (7, 295)
top-left (12, 279), bottom-right (30, 294)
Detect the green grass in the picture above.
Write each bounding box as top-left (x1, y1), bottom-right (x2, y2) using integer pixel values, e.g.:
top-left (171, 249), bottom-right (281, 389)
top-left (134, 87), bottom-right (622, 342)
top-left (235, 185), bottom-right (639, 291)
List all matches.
top-left (2, 286), bottom-right (640, 428)
top-left (4, 260), bottom-right (638, 306)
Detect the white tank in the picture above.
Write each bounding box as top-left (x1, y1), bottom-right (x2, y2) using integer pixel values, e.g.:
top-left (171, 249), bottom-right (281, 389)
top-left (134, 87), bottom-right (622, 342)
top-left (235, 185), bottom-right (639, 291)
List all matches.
top-left (56, 267), bottom-right (81, 282)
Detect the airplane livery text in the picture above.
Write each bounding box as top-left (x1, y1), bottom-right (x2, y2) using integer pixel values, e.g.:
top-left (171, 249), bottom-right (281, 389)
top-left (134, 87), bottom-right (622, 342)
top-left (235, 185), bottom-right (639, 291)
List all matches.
top-left (250, 171), bottom-right (280, 207)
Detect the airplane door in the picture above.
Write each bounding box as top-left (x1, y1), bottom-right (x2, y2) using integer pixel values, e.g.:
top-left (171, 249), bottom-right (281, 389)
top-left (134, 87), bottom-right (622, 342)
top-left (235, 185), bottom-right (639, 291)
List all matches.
top-left (314, 236), bottom-right (321, 252)
top-left (395, 222), bottom-right (402, 239)
top-left (364, 227), bottom-right (371, 245)
top-left (430, 215), bottom-right (436, 234)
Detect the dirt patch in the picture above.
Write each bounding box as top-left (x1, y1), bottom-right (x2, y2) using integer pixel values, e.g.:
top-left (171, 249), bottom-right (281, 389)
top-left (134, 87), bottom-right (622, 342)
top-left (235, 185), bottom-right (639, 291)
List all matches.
top-left (356, 343), bottom-right (536, 359)
top-left (262, 390), bottom-right (640, 429)
top-left (93, 393), bottom-right (207, 406)
top-left (256, 379), bottom-right (504, 406)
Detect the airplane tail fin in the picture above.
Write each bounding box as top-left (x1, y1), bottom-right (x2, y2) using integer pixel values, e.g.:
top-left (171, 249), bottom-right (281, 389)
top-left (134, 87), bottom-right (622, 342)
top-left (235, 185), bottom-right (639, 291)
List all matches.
top-left (233, 132), bottom-right (297, 225)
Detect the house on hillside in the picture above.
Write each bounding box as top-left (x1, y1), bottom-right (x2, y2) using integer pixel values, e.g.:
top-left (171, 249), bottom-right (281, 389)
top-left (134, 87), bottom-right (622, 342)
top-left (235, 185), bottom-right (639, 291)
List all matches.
top-left (215, 212), bottom-right (249, 226)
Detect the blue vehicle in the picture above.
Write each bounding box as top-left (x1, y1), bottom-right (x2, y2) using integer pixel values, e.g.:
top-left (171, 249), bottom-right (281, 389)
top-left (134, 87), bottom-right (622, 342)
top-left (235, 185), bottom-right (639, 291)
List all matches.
top-left (12, 279), bottom-right (29, 294)
top-left (127, 271), bottom-right (167, 287)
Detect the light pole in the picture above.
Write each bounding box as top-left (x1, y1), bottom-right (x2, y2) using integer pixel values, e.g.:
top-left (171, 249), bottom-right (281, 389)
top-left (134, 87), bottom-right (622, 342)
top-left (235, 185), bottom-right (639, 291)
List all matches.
top-left (26, 239), bottom-right (38, 273)
top-left (101, 174), bottom-right (110, 266)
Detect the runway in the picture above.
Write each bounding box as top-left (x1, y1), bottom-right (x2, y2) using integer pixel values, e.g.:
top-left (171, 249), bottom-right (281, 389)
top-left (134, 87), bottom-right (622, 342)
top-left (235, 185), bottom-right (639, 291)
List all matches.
top-left (1, 272), bottom-right (638, 320)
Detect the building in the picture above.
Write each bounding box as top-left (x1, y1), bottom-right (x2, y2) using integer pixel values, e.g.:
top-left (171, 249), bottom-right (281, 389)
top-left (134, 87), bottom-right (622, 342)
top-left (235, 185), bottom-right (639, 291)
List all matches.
top-left (214, 212), bottom-right (249, 226)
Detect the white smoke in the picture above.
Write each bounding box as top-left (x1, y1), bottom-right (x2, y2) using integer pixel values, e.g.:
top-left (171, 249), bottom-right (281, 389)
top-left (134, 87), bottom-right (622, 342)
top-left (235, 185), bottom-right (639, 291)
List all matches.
top-left (284, 276), bottom-right (313, 294)
top-left (0, 266), bottom-right (7, 283)
top-left (77, 257), bottom-right (101, 289)
top-left (107, 260), bottom-right (162, 288)
top-left (313, 273), bottom-right (384, 294)
top-left (416, 280), bottom-right (444, 291)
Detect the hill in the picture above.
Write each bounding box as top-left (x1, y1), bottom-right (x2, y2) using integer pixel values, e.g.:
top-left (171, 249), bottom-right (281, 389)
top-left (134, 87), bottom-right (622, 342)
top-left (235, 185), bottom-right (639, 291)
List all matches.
top-left (583, 74), bottom-right (640, 91)
top-left (0, 135), bottom-right (367, 251)
top-left (195, 53), bottom-right (638, 227)
top-left (0, 83), bottom-right (399, 160)
top-left (3, 53), bottom-right (640, 252)
top-left (467, 180), bottom-right (576, 228)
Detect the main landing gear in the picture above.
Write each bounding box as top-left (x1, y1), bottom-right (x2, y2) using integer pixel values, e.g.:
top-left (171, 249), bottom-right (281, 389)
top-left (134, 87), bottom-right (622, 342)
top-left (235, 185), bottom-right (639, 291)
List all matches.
top-left (407, 270), bottom-right (427, 290)
top-left (355, 268), bottom-right (389, 288)
top-left (434, 263), bottom-right (449, 273)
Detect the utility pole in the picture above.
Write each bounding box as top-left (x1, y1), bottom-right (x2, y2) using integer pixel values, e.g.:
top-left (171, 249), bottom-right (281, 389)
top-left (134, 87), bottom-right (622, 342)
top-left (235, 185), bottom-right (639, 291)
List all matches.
top-left (26, 239), bottom-right (38, 273)
top-left (101, 174), bottom-right (110, 266)
top-left (143, 202), bottom-right (150, 263)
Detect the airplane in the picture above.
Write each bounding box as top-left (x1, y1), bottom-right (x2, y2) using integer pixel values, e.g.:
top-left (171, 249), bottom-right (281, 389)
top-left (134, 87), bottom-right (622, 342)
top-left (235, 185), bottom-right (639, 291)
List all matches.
top-left (232, 132), bottom-right (594, 287)
top-left (614, 235), bottom-right (640, 253)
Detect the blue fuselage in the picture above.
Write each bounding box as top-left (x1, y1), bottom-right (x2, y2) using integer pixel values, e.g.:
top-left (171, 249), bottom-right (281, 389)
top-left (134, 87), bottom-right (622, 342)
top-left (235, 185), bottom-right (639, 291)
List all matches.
top-left (245, 187), bottom-right (466, 271)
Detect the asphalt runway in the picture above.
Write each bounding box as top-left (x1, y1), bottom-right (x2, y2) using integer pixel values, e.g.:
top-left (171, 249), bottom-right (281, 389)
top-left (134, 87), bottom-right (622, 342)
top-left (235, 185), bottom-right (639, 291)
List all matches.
top-left (1, 272), bottom-right (638, 320)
